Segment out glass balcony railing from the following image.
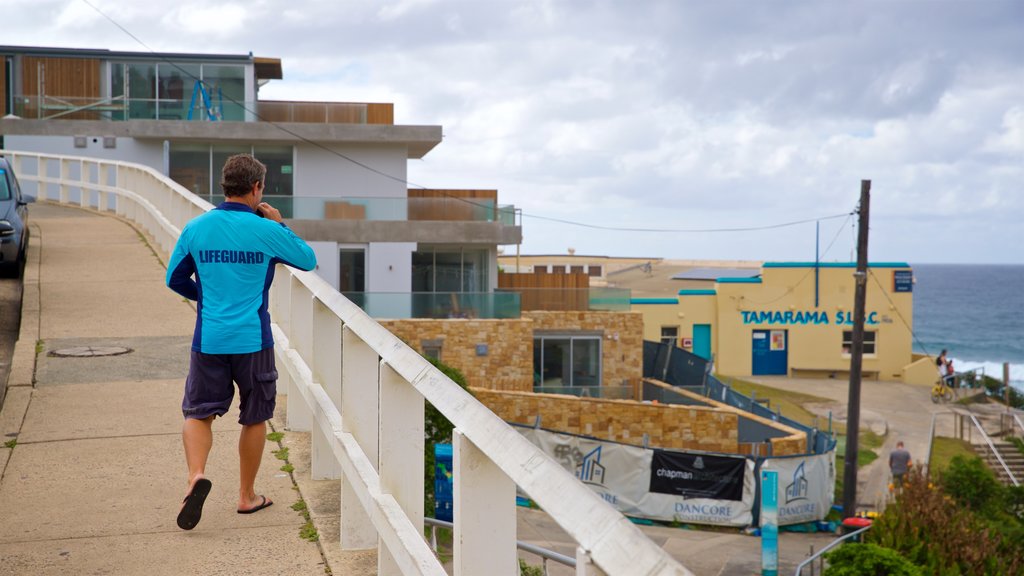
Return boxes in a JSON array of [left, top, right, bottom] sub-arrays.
[[8, 95, 386, 125], [342, 292, 521, 320], [10, 95, 249, 122], [495, 287, 631, 312], [194, 194, 517, 224]]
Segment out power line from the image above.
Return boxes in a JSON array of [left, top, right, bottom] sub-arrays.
[[79, 0, 857, 237], [739, 210, 856, 306]]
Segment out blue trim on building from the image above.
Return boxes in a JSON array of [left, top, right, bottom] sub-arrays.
[[678, 289, 717, 296], [717, 277, 762, 284], [630, 298, 678, 305], [763, 262, 910, 268]]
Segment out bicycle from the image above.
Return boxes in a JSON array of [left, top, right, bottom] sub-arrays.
[[930, 378, 953, 403]]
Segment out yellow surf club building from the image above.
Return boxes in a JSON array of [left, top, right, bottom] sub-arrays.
[[631, 262, 920, 382]]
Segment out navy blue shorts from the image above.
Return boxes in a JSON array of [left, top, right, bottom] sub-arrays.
[[182, 347, 278, 425]]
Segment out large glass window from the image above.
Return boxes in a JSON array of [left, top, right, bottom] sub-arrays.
[[168, 143, 211, 197], [127, 63, 156, 119], [412, 248, 489, 293], [158, 63, 198, 120], [533, 334, 601, 389], [202, 65, 245, 121], [169, 144, 293, 209]]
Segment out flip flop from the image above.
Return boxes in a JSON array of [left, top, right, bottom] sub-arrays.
[[237, 495, 273, 515], [176, 477, 212, 530]]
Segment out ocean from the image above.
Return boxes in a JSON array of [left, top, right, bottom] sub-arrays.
[[910, 264, 1024, 391]]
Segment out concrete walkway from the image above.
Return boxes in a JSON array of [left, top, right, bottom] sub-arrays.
[[0, 203, 328, 575]]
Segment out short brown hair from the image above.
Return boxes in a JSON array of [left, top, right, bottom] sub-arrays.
[[220, 154, 267, 197]]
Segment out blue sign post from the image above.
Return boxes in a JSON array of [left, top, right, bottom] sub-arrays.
[[761, 470, 779, 576]]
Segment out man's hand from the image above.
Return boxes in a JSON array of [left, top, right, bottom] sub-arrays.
[[256, 202, 283, 222]]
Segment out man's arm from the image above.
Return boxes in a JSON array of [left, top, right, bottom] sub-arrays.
[[166, 234, 199, 301]]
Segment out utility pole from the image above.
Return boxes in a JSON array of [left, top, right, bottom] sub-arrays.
[[842, 180, 870, 518]]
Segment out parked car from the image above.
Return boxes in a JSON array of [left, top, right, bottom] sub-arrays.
[[0, 157, 34, 277]]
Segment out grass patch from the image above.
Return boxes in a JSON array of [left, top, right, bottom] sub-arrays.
[[291, 499, 307, 513], [722, 376, 832, 428], [272, 447, 289, 461], [266, 431, 284, 443], [3, 439, 16, 449], [299, 520, 319, 542], [35, 340, 44, 355], [929, 436, 977, 475], [280, 463, 294, 473], [833, 430, 886, 501]]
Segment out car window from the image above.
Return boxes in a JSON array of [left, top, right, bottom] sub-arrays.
[[0, 169, 11, 201]]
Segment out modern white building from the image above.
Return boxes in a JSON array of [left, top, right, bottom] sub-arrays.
[[0, 45, 521, 313]]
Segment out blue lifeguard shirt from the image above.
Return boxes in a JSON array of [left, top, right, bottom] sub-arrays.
[[166, 202, 317, 354]]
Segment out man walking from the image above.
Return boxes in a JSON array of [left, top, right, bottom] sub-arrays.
[[889, 441, 912, 491], [166, 154, 316, 530]]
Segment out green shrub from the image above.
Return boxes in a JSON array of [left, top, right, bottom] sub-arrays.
[[941, 455, 1003, 515], [423, 356, 470, 517], [868, 469, 1023, 575], [823, 543, 921, 576], [518, 558, 544, 576]]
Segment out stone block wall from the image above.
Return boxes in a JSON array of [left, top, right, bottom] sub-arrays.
[[525, 310, 644, 388], [382, 310, 646, 393], [474, 388, 739, 453], [380, 318, 534, 391]]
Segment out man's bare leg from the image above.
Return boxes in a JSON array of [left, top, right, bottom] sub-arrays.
[[183, 415, 215, 492], [238, 421, 272, 511]]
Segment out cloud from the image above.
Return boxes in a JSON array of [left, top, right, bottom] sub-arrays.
[[7, 0, 1024, 262]]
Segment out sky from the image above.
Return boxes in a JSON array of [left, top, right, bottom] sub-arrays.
[[5, 0, 1024, 264]]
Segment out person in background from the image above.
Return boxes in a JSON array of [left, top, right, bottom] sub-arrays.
[[936, 349, 955, 387], [889, 441, 912, 491], [166, 154, 317, 530]]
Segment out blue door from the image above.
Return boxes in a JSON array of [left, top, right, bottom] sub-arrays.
[[752, 330, 788, 375], [693, 324, 712, 361]]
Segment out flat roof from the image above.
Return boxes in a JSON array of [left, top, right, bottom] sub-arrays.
[[672, 267, 761, 281], [0, 44, 255, 62], [763, 262, 911, 268]]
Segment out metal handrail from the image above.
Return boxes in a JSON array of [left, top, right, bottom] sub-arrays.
[[924, 411, 939, 477], [424, 517, 576, 574], [967, 413, 1020, 486], [793, 525, 872, 576], [1011, 413, 1024, 438]]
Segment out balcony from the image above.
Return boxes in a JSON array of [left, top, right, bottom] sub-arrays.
[[6, 94, 393, 124], [343, 292, 521, 320], [496, 287, 631, 312], [193, 194, 518, 225]]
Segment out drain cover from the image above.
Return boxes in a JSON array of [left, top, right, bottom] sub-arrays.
[[49, 346, 133, 358]]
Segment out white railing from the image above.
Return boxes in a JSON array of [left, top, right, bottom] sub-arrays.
[[2, 150, 693, 576]]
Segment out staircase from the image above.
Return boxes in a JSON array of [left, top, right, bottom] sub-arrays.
[[974, 440, 1024, 486]]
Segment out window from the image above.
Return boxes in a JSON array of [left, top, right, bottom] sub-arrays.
[[412, 247, 489, 293], [570, 265, 585, 274], [551, 265, 566, 274], [339, 248, 365, 292], [587, 266, 603, 277], [421, 339, 443, 361], [660, 326, 679, 346], [169, 144, 294, 212], [842, 331, 876, 355], [533, 334, 601, 390]]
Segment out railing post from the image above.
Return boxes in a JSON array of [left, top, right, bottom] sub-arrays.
[[60, 158, 71, 204], [341, 326, 379, 550], [453, 429, 516, 576], [311, 298, 342, 480], [378, 361, 424, 576], [575, 548, 609, 576], [280, 275, 310, 432]]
